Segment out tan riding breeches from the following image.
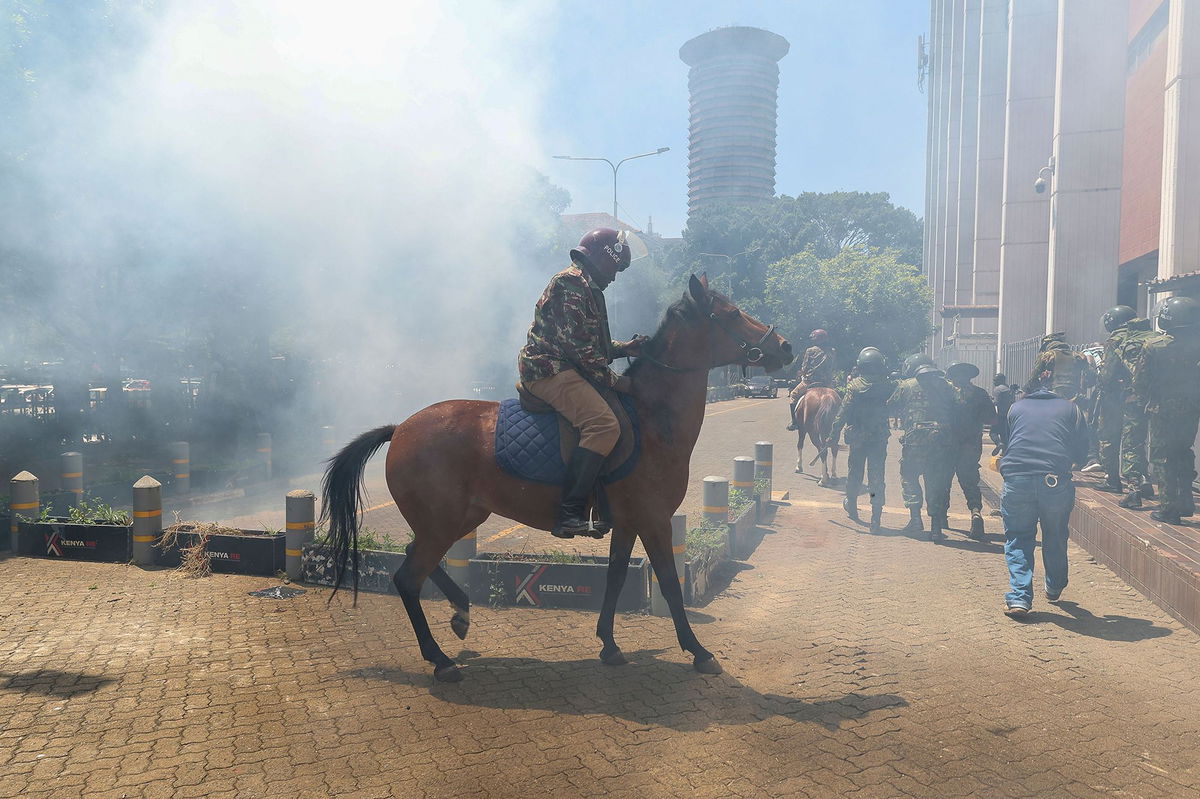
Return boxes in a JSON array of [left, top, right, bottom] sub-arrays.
[[525, 370, 620, 456]]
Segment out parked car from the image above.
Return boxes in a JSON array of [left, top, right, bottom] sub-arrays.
[[771, 375, 794, 390], [745, 376, 778, 398]]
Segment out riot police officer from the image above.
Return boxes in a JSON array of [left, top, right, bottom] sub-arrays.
[[889, 363, 957, 541], [834, 348, 896, 532]]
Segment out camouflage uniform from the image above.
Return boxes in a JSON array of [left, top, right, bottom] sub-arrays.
[[1024, 334, 1093, 402], [888, 375, 956, 519], [788, 344, 837, 427], [1134, 328, 1200, 518], [834, 373, 897, 512], [950, 382, 997, 514], [1096, 324, 1133, 484], [1100, 319, 1159, 493]]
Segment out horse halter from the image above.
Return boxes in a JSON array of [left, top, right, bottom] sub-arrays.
[[709, 311, 775, 365]]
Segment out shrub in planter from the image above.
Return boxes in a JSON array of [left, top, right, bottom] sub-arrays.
[[14, 498, 132, 562], [156, 521, 285, 576], [299, 530, 442, 599], [469, 551, 648, 611], [684, 519, 728, 604]]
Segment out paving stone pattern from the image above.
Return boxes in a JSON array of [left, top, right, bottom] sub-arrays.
[[1, 397, 1199, 797]]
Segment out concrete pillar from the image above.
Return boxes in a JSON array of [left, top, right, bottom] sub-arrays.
[[285, 489, 315, 581], [1045, 0, 1127, 344], [973, 0, 1009, 338], [60, 452, 83, 507], [927, 0, 955, 350], [445, 529, 476, 599], [651, 514, 686, 617], [732, 456, 755, 494], [702, 476, 729, 527], [955, 0, 983, 325], [754, 441, 774, 500], [998, 0, 1058, 355], [9, 471, 39, 551], [131, 476, 162, 567], [256, 433, 272, 480], [939, 0, 967, 351], [1159, 0, 1200, 280], [169, 441, 190, 495]]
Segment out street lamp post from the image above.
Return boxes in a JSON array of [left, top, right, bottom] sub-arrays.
[[553, 147, 670, 223], [698, 248, 760, 302]]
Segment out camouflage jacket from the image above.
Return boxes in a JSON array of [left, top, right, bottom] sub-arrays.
[[951, 382, 997, 444], [888, 376, 956, 445], [833, 375, 896, 444], [1134, 329, 1200, 415], [1025, 344, 1092, 401], [1099, 319, 1158, 403], [518, 265, 623, 390], [798, 345, 836, 386]]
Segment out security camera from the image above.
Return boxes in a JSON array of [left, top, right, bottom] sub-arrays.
[[1034, 177, 1046, 194], [1035, 160, 1054, 194]]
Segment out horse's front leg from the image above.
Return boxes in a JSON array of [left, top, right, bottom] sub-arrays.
[[639, 520, 721, 674], [795, 430, 805, 474], [596, 526, 637, 665]]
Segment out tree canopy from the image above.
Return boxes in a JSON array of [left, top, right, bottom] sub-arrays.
[[761, 247, 933, 366]]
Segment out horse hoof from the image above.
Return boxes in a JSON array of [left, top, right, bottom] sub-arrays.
[[600, 647, 628, 666], [450, 613, 470, 641], [434, 663, 463, 683], [693, 655, 723, 675], [794, 467, 803, 474]]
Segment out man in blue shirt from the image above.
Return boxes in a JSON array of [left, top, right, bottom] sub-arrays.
[[999, 387, 1090, 617]]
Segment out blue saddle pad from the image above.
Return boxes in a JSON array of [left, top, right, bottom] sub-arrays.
[[495, 395, 640, 486]]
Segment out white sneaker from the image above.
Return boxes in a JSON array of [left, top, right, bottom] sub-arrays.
[[1080, 461, 1103, 473]]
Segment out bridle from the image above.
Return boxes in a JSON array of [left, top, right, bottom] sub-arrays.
[[638, 310, 778, 373]]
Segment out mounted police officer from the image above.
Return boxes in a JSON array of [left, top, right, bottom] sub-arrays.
[[946, 362, 997, 538], [834, 347, 895, 532], [1134, 296, 1200, 524], [1096, 306, 1159, 507], [787, 329, 837, 431], [518, 228, 648, 538], [888, 362, 957, 541]]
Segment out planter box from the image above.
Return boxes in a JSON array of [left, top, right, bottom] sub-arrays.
[[299, 544, 443, 599], [685, 550, 723, 605], [470, 553, 648, 611], [729, 502, 762, 560], [16, 520, 131, 562], [156, 525, 284, 575]]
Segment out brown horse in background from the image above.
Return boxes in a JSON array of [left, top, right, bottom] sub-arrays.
[[321, 275, 793, 682], [793, 387, 841, 486]]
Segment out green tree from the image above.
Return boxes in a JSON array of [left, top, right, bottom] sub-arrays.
[[762, 247, 932, 367]]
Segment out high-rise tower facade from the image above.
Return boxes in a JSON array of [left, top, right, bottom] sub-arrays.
[[679, 26, 790, 215]]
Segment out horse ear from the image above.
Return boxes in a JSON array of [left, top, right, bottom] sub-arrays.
[[688, 274, 710, 308], [698, 273, 709, 290]]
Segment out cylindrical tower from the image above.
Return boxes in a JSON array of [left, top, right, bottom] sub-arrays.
[[679, 26, 790, 215]]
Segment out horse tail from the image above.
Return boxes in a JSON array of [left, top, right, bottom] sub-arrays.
[[321, 424, 396, 604]]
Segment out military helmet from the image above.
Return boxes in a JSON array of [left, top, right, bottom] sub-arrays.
[[809, 329, 830, 345], [914, 364, 945, 379], [1040, 331, 1069, 350], [1156, 295, 1200, 330], [1101, 305, 1136, 333], [855, 347, 885, 374], [570, 228, 631, 276], [945, 361, 980, 381], [902, 353, 936, 378]]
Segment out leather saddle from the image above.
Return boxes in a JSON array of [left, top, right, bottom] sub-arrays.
[[514, 383, 638, 478]]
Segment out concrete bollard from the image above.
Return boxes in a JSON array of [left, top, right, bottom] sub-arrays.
[[755, 441, 773, 500], [445, 529, 476, 594], [286, 489, 315, 580], [9, 472, 39, 551], [703, 475, 730, 559], [169, 441, 190, 495], [60, 452, 83, 507], [131, 476, 162, 566], [651, 513, 687, 616], [733, 456, 755, 494], [321, 426, 336, 457], [256, 433, 273, 481]]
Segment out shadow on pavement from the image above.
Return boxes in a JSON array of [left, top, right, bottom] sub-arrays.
[[1032, 601, 1174, 642], [0, 669, 117, 697], [349, 653, 908, 732]]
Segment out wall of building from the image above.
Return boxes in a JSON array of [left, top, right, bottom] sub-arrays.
[[1120, 2, 1169, 266]]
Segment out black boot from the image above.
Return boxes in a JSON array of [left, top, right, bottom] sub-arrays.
[[1097, 477, 1122, 493], [1118, 490, 1142, 509], [843, 495, 860, 523], [1152, 508, 1182, 525], [553, 448, 607, 539], [969, 511, 985, 539], [1139, 482, 1156, 500], [902, 507, 923, 533], [869, 505, 883, 533], [930, 514, 946, 543]]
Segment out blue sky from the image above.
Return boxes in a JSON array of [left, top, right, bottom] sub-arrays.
[[539, 0, 929, 237]]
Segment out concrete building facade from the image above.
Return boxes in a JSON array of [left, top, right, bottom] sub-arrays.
[[925, 0, 1200, 380]]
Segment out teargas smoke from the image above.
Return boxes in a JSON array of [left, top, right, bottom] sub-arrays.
[[2, 0, 562, 474]]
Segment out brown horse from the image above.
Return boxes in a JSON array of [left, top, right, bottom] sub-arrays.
[[322, 275, 793, 681], [793, 387, 842, 486]]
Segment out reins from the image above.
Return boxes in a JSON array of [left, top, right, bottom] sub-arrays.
[[635, 311, 778, 374]]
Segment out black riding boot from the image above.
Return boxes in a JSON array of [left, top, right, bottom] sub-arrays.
[[786, 400, 799, 431], [553, 448, 607, 539]]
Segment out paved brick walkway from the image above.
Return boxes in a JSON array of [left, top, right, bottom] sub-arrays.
[[2, 398, 1199, 797]]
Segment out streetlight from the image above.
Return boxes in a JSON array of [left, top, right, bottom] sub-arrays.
[[553, 147, 670, 223]]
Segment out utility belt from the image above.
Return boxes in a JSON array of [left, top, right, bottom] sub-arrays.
[[900, 421, 944, 447]]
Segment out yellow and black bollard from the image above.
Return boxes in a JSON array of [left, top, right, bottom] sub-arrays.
[[285, 489, 315, 581], [131, 476, 162, 566], [169, 441, 190, 495], [755, 441, 773, 500], [9, 471, 39, 551], [60, 452, 83, 507]]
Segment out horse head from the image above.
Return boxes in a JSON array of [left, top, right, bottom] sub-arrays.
[[681, 274, 794, 372]]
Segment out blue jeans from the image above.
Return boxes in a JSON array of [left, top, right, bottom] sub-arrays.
[[1000, 474, 1075, 609]]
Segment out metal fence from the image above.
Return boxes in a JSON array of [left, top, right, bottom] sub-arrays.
[[999, 335, 1041, 385], [936, 333, 998, 380]]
